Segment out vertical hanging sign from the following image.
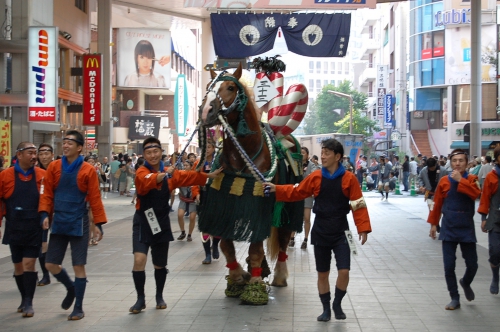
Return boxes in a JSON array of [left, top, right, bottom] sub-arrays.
[[28, 27, 58, 122], [0, 120, 11, 167], [376, 65, 388, 122], [384, 94, 393, 128], [83, 54, 102, 126], [174, 74, 189, 136]]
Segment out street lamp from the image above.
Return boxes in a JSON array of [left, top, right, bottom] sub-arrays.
[[328, 90, 353, 135]]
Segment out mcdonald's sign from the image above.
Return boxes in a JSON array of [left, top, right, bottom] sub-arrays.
[[83, 54, 102, 126]]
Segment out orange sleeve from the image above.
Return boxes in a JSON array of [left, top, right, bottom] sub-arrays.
[[192, 185, 200, 197], [428, 176, 450, 225], [39, 160, 61, 214], [78, 163, 107, 224], [167, 169, 208, 190], [457, 174, 481, 201], [275, 170, 321, 202], [135, 166, 164, 197], [478, 171, 498, 216], [342, 171, 372, 234]]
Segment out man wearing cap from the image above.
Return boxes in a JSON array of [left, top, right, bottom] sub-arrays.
[[129, 137, 223, 314], [39, 130, 107, 320], [428, 149, 481, 310], [368, 155, 392, 201], [0, 142, 45, 317]]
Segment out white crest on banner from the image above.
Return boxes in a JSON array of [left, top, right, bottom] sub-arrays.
[[302, 25, 323, 46], [239, 25, 260, 46], [253, 75, 279, 108]]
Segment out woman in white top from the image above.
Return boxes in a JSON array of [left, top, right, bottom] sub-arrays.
[[123, 40, 169, 87]]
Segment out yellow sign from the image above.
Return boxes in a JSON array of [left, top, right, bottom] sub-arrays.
[[0, 120, 11, 168], [86, 57, 99, 68]]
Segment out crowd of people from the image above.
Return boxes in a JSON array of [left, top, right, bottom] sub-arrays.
[[4, 132, 500, 323]]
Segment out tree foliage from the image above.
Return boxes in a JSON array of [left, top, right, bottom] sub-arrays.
[[303, 80, 379, 136]]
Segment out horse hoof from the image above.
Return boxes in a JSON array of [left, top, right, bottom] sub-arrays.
[[271, 279, 287, 287], [240, 282, 269, 305], [225, 275, 247, 298]]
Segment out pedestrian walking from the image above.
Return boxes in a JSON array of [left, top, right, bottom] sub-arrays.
[[428, 149, 481, 310], [368, 155, 392, 201], [0, 142, 46, 317], [129, 137, 222, 314], [264, 138, 371, 322], [478, 147, 500, 295], [36, 143, 54, 287], [39, 130, 107, 320]]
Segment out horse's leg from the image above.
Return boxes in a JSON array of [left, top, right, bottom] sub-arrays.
[[220, 239, 250, 284], [271, 227, 292, 287], [248, 241, 265, 283]]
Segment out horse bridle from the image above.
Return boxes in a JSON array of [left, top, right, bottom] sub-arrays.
[[204, 71, 248, 116]]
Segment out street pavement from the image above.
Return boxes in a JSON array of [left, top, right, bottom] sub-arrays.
[[0, 187, 499, 331]]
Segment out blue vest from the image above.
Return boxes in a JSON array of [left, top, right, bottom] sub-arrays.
[[2, 170, 41, 246], [135, 167, 172, 244], [311, 174, 350, 246], [52, 163, 88, 236], [439, 177, 476, 243]]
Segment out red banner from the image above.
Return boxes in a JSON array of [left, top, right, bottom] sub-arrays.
[[83, 54, 102, 126]]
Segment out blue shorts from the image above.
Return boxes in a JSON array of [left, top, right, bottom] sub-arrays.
[[489, 231, 500, 266], [10, 245, 40, 264], [314, 242, 351, 272], [132, 217, 170, 267], [46, 219, 89, 266]]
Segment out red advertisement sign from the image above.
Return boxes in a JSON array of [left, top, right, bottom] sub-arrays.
[[83, 54, 102, 126]]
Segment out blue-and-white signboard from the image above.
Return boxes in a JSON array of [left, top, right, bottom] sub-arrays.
[[174, 74, 188, 136], [384, 94, 393, 128]]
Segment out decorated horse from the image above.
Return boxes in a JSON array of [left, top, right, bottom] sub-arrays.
[[197, 59, 308, 305]]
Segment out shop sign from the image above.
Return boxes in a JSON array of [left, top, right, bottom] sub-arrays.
[[0, 120, 11, 167], [456, 128, 500, 136], [28, 27, 57, 122], [83, 54, 102, 126]]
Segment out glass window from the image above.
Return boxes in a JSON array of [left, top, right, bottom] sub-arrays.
[[416, 88, 441, 111], [345, 64, 349, 75], [383, 28, 389, 46], [453, 84, 498, 122], [330, 62, 335, 73], [316, 61, 321, 74], [309, 61, 314, 73], [75, 0, 86, 13], [309, 79, 314, 91], [421, 60, 432, 86], [331, 80, 335, 85], [338, 62, 342, 74], [324, 80, 328, 86], [422, 4, 433, 31], [432, 58, 444, 85], [323, 62, 328, 74], [316, 79, 321, 93]]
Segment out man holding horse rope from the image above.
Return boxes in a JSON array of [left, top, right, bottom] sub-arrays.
[[129, 137, 222, 314], [265, 138, 371, 321]]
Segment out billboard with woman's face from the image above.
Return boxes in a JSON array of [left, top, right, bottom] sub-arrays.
[[117, 28, 171, 89]]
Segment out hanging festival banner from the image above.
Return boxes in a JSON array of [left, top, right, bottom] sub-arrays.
[[0, 120, 11, 167], [210, 13, 350, 58]]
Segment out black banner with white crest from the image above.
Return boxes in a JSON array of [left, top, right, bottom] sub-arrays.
[[210, 13, 350, 58]]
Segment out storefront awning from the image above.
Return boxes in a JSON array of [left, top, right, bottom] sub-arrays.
[[450, 141, 493, 150]]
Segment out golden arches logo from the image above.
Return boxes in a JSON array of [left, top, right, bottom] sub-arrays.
[[86, 57, 99, 68]]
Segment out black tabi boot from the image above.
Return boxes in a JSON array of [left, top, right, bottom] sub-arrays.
[[14, 274, 25, 313], [212, 237, 220, 260], [37, 252, 51, 286], [155, 267, 167, 309], [53, 268, 75, 310], [332, 287, 347, 320], [130, 271, 146, 314], [68, 277, 86, 320], [317, 292, 331, 322], [490, 265, 499, 295], [22, 272, 38, 317], [202, 238, 212, 264]]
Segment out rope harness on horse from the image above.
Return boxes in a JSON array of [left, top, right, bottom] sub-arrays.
[[199, 72, 277, 196]]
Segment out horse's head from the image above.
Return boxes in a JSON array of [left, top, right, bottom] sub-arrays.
[[199, 64, 247, 128]]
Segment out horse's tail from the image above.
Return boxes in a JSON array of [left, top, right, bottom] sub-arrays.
[[266, 226, 280, 262]]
